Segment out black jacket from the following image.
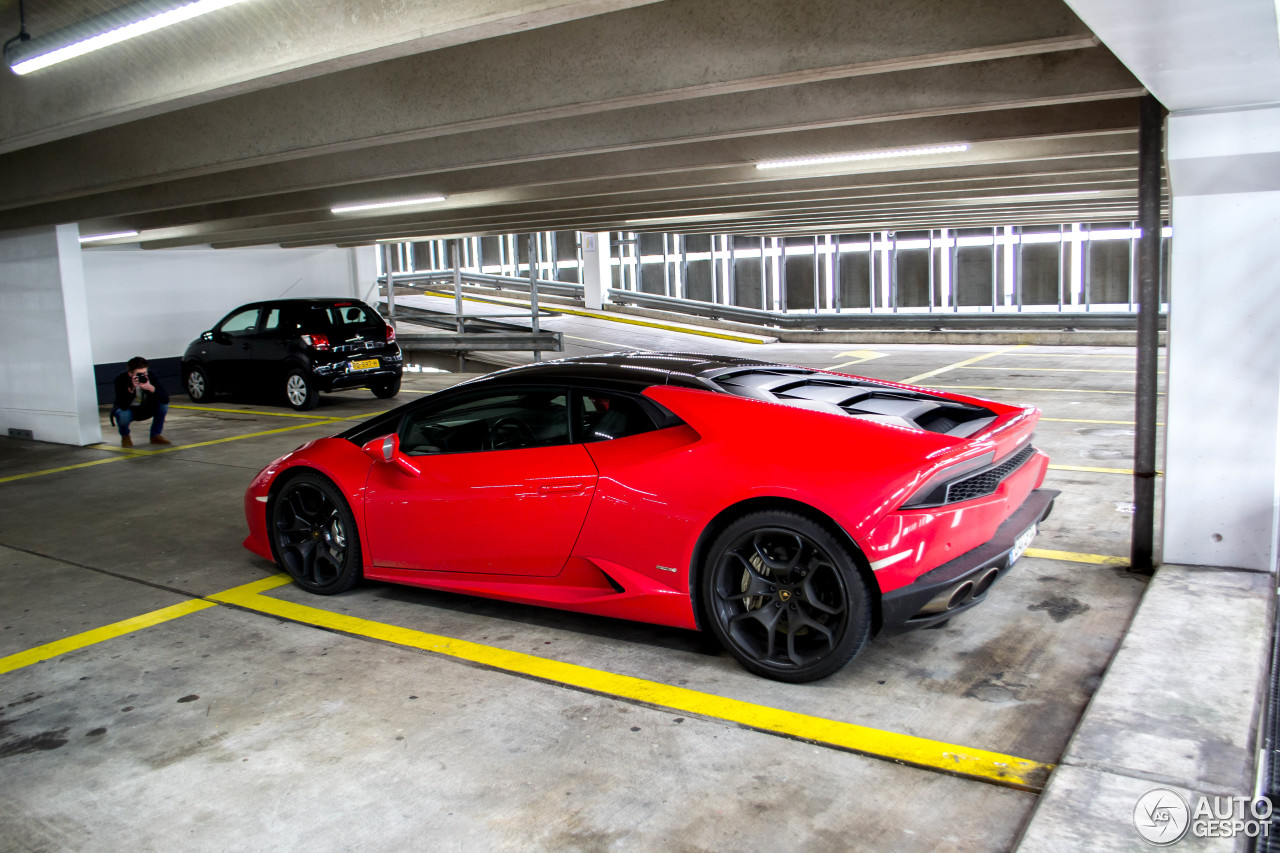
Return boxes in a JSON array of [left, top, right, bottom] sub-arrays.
[[112, 371, 170, 415]]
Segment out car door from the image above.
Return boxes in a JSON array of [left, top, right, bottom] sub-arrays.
[[249, 303, 295, 388], [362, 386, 599, 576], [205, 304, 262, 391]]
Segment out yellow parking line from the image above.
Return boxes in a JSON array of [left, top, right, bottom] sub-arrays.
[[1048, 464, 1161, 476], [566, 334, 642, 350], [170, 404, 332, 420], [900, 346, 1026, 385], [0, 419, 345, 485], [927, 385, 1156, 396], [0, 599, 216, 675], [1026, 548, 1128, 566], [211, 578, 1051, 791]]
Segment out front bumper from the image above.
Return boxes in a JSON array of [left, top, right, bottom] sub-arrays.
[[878, 488, 1059, 635]]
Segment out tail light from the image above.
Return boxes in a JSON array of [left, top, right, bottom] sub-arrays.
[[300, 333, 330, 351], [385, 324, 396, 343]]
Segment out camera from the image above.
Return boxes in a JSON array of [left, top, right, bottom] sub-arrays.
[[134, 372, 148, 384]]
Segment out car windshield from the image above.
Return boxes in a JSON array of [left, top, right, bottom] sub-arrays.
[[301, 303, 383, 342]]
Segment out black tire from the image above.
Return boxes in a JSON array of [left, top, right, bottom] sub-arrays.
[[702, 510, 871, 683], [284, 369, 319, 411], [270, 472, 362, 595], [186, 364, 212, 402], [371, 376, 401, 399]]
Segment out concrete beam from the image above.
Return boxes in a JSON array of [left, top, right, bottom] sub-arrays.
[[0, 0, 1097, 209], [0, 0, 665, 154], [122, 100, 1140, 247]]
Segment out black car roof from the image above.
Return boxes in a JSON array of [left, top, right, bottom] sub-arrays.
[[474, 351, 800, 390]]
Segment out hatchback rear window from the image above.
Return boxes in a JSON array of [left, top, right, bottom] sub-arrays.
[[299, 303, 383, 336]]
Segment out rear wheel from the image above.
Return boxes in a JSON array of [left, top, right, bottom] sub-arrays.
[[285, 369, 318, 410], [270, 473, 362, 594], [702, 511, 871, 682], [186, 365, 211, 402], [371, 376, 401, 399]]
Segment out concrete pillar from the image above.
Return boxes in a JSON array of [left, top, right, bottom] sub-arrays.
[[1163, 106, 1280, 572], [0, 225, 102, 446], [580, 231, 611, 310], [351, 245, 379, 303]]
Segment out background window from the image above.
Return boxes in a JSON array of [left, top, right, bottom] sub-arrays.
[[219, 307, 260, 334]]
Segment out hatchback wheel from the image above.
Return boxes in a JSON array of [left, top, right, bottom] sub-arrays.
[[271, 473, 362, 594], [371, 377, 401, 399], [186, 365, 211, 402], [285, 370, 318, 410], [702, 511, 871, 682]]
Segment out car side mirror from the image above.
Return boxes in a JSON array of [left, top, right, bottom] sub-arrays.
[[361, 433, 421, 477]]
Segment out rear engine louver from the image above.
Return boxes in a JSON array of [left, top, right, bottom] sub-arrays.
[[707, 368, 997, 436]]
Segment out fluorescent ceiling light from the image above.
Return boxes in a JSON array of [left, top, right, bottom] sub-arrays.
[[79, 230, 139, 243], [332, 196, 447, 215], [625, 212, 747, 225], [8, 0, 251, 76], [756, 144, 970, 171]]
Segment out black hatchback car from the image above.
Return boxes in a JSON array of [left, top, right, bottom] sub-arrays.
[[182, 298, 403, 410]]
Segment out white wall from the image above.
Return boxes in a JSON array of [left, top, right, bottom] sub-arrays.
[[82, 244, 377, 364], [1163, 107, 1280, 572], [0, 225, 102, 445]]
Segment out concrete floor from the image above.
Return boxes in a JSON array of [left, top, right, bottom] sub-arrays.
[[0, 313, 1167, 851]]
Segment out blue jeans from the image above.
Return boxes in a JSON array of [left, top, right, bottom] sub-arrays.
[[114, 403, 168, 437]]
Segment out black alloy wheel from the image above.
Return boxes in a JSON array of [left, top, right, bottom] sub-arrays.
[[271, 473, 362, 594], [703, 511, 871, 682], [186, 365, 211, 402], [284, 369, 319, 410], [372, 377, 401, 399]]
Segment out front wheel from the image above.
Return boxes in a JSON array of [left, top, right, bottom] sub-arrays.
[[270, 473, 362, 594], [702, 511, 871, 683], [186, 365, 211, 402], [371, 376, 401, 399], [284, 369, 319, 410]]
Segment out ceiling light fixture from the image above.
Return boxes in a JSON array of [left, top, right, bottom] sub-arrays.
[[756, 144, 971, 170], [79, 230, 139, 243], [332, 196, 447, 215], [6, 0, 252, 76]]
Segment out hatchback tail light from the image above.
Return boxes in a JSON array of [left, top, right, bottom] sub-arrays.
[[301, 333, 330, 351], [385, 324, 396, 343]]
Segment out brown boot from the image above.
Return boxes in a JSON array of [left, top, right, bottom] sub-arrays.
[[121, 435, 133, 448], [150, 435, 172, 445]]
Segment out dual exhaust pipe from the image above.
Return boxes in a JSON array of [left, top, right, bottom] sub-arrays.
[[918, 567, 1002, 617]]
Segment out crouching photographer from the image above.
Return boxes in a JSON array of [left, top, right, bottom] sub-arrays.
[[111, 356, 171, 448]]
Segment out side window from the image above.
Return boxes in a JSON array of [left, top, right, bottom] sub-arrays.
[[398, 388, 570, 455], [262, 307, 282, 331], [576, 390, 658, 443], [219, 307, 261, 335]]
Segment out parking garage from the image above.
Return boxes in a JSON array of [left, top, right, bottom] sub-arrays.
[[1, 1, 1278, 851]]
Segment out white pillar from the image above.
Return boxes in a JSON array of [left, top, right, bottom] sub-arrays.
[[0, 225, 102, 446], [580, 231, 611, 311], [351, 245, 379, 303], [1163, 107, 1280, 572]]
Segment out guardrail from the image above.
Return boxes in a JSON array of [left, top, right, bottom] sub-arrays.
[[607, 288, 1166, 331]]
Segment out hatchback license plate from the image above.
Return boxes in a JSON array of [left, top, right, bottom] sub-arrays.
[[349, 359, 379, 371], [1008, 524, 1037, 567]]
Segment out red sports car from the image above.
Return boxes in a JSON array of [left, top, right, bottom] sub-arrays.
[[243, 352, 1056, 682]]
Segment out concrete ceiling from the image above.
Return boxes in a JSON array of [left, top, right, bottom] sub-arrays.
[[0, 0, 1158, 248]]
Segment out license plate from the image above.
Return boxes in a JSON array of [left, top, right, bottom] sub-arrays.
[[1008, 524, 1037, 567], [349, 359, 379, 371]]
